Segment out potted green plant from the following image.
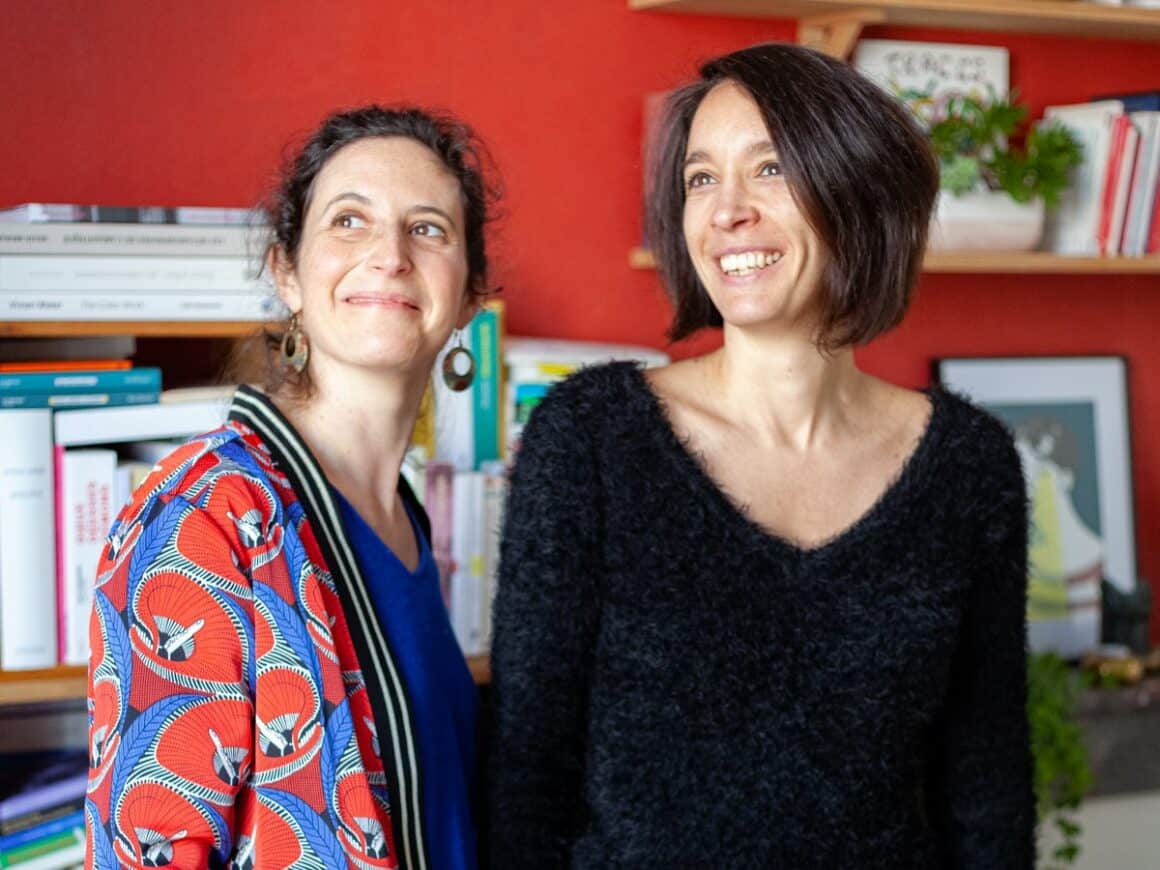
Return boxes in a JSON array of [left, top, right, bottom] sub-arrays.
[[1028, 651, 1093, 868], [899, 89, 1083, 252]]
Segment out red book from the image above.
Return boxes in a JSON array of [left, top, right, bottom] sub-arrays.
[[1097, 114, 1131, 256], [0, 359, 131, 373]]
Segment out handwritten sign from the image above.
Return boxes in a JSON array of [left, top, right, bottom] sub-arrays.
[[853, 39, 1009, 102]]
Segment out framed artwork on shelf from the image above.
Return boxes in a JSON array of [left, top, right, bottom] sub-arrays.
[[852, 39, 1009, 104], [937, 356, 1136, 659]]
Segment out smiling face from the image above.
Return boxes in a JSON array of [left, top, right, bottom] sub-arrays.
[[273, 136, 473, 381], [681, 81, 830, 337]]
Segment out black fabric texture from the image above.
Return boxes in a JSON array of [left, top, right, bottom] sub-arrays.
[[488, 361, 1034, 870]]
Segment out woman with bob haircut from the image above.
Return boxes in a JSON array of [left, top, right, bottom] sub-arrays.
[[85, 105, 497, 870], [489, 42, 1033, 868]]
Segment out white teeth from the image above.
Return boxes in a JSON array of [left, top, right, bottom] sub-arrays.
[[719, 250, 782, 276]]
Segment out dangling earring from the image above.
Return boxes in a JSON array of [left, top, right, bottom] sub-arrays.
[[281, 312, 309, 374], [441, 330, 475, 392]]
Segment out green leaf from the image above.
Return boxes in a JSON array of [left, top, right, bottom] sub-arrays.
[[903, 88, 1083, 210]]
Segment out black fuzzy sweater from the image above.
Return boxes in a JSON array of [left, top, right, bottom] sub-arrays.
[[489, 362, 1034, 869]]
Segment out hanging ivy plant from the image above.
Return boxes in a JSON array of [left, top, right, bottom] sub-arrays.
[[1028, 651, 1094, 868]]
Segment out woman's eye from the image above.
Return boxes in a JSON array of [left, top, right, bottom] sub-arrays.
[[333, 213, 367, 229], [685, 171, 713, 190], [759, 162, 782, 177], [411, 222, 447, 238]]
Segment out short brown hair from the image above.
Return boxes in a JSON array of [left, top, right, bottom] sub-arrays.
[[646, 43, 939, 349]]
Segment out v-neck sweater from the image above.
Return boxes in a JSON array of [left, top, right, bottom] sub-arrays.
[[489, 361, 1035, 869]]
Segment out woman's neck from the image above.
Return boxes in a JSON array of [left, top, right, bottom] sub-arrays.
[[705, 326, 870, 451], [272, 363, 428, 515]]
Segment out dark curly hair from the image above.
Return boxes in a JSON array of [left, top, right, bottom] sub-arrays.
[[243, 104, 500, 397]]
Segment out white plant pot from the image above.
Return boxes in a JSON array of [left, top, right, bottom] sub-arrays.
[[927, 188, 1045, 252]]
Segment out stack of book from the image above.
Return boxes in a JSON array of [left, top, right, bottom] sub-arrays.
[[0, 203, 281, 321], [1044, 90, 1160, 257], [0, 749, 87, 870], [1, 362, 161, 410]]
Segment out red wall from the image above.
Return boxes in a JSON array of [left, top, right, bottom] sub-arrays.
[[2, 1, 1157, 639]]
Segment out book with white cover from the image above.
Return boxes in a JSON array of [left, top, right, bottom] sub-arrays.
[[0, 222, 259, 257], [0, 410, 57, 670], [0, 203, 255, 225], [1042, 100, 1125, 255], [0, 291, 283, 322], [0, 255, 260, 293], [505, 336, 669, 375], [450, 471, 485, 656], [479, 460, 507, 651], [57, 449, 117, 666], [53, 398, 229, 447], [1122, 112, 1160, 256], [1104, 119, 1140, 255]]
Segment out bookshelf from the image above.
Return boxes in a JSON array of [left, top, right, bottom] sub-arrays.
[[629, 1, 1160, 268], [629, 0, 1160, 57], [0, 313, 497, 708], [0, 656, 493, 708], [630, 247, 1160, 274]]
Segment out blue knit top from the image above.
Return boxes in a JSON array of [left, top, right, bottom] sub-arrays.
[[335, 489, 478, 870]]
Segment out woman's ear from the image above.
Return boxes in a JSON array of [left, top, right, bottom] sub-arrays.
[[456, 291, 481, 331], [268, 246, 302, 314]]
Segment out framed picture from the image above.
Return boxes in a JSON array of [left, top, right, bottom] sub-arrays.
[[937, 356, 1136, 658], [853, 39, 1009, 103]]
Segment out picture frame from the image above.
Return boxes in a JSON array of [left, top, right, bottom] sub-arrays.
[[852, 39, 1009, 103], [937, 356, 1137, 658]]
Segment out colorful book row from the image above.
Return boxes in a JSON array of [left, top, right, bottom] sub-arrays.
[[0, 398, 230, 670]]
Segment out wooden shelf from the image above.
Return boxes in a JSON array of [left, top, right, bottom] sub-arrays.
[[0, 666, 87, 707], [630, 0, 1160, 56], [0, 321, 267, 338], [922, 251, 1160, 274], [0, 656, 492, 708], [630, 247, 1160, 274], [629, 0, 1160, 43]]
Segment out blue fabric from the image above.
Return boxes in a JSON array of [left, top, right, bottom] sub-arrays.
[[335, 488, 479, 870]]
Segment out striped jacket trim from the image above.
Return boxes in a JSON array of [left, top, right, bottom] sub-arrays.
[[228, 385, 430, 870]]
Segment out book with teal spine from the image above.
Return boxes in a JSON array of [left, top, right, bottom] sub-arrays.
[[0, 367, 160, 395], [0, 391, 159, 410], [469, 302, 503, 468]]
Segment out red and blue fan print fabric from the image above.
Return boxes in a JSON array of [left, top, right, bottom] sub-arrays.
[[85, 424, 400, 869]]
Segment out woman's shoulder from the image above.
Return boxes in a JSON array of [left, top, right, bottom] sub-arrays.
[[126, 420, 286, 518], [512, 361, 657, 470], [545, 359, 646, 404], [928, 387, 1023, 487], [522, 361, 651, 431]]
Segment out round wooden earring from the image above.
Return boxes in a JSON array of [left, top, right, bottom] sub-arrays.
[[441, 335, 475, 392], [281, 314, 310, 374]]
